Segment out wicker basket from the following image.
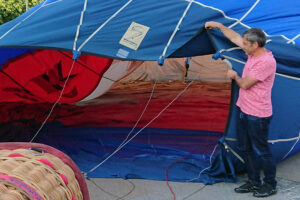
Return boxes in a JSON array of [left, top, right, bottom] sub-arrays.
[[0, 148, 83, 200]]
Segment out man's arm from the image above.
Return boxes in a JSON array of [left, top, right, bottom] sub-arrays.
[[205, 21, 244, 49], [227, 69, 258, 89], [205, 22, 257, 89]]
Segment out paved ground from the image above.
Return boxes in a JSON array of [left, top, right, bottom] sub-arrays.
[[86, 151, 300, 200]]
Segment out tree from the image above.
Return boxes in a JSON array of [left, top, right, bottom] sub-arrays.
[[0, 0, 43, 25]]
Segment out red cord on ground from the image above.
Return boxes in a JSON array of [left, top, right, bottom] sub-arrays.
[[165, 153, 192, 200]]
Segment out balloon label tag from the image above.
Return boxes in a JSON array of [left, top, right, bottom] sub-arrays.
[[119, 22, 150, 50]]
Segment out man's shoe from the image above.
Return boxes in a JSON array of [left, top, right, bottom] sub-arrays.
[[234, 181, 260, 193], [253, 183, 277, 198]]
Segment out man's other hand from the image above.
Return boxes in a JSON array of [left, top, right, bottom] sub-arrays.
[[227, 69, 237, 80]]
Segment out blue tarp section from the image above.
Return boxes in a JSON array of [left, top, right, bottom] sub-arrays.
[[19, 122, 226, 184], [0, 0, 299, 183]]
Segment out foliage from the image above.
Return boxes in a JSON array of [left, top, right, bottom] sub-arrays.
[[0, 0, 43, 25]]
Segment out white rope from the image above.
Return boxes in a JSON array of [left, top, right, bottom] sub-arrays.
[[225, 137, 237, 141], [218, 39, 270, 55], [219, 47, 241, 53], [222, 55, 246, 65], [276, 73, 300, 81], [282, 131, 300, 160], [189, 1, 237, 21], [28, 0, 85, 143], [78, 0, 133, 51], [269, 136, 300, 143], [159, 0, 194, 59], [73, 0, 88, 50], [226, 135, 300, 144], [190, 0, 250, 29], [287, 34, 300, 44], [0, 0, 48, 41], [84, 80, 194, 176], [223, 58, 233, 69], [84, 80, 157, 176], [222, 55, 300, 80], [187, 144, 218, 182], [30, 60, 76, 143], [115, 80, 157, 154], [189, 0, 297, 43], [228, 0, 261, 29], [42, 0, 63, 8], [271, 34, 294, 44]]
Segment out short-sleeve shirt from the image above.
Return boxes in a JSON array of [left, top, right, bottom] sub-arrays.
[[236, 50, 276, 117]]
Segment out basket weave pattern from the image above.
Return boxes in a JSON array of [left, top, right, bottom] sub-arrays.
[[0, 149, 83, 200]]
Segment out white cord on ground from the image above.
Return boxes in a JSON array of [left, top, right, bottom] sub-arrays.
[[84, 80, 195, 176], [187, 144, 218, 182], [282, 131, 300, 160], [30, 60, 76, 143]]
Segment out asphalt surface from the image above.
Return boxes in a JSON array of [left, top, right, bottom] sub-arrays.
[[86, 151, 300, 200]]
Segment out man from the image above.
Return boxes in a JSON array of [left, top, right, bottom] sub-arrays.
[[205, 21, 277, 198]]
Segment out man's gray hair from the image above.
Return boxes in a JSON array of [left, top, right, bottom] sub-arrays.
[[243, 28, 266, 47]]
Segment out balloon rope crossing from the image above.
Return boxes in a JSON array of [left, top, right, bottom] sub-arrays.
[[29, 60, 76, 143], [31, 0, 86, 143], [77, 0, 133, 52], [83, 80, 158, 177], [83, 80, 195, 177], [116, 80, 157, 153]]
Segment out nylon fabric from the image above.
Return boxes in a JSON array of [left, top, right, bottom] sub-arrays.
[[0, 0, 299, 183]]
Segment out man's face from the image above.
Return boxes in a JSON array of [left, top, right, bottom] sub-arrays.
[[242, 35, 257, 55]]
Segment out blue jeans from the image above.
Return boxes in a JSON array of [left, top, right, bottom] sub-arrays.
[[236, 109, 277, 187]]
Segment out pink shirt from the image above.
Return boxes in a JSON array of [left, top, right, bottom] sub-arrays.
[[236, 50, 276, 117]]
